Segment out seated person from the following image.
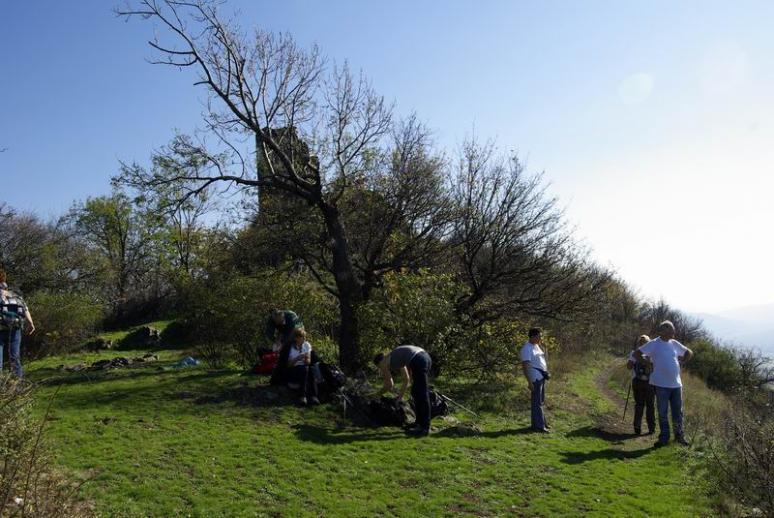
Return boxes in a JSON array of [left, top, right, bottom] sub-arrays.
[[285, 328, 319, 405]]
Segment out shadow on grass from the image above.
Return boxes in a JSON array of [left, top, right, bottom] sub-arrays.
[[559, 446, 654, 465], [432, 426, 535, 439], [565, 426, 637, 442], [294, 424, 406, 444]]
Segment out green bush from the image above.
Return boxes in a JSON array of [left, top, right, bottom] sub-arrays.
[[22, 291, 106, 359], [687, 339, 744, 391], [177, 270, 337, 368]]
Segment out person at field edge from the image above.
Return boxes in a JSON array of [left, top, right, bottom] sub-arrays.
[[0, 268, 36, 378], [627, 334, 656, 435], [285, 328, 319, 406], [374, 345, 432, 437], [635, 320, 694, 447], [521, 327, 550, 433]]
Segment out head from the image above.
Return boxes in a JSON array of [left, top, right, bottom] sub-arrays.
[[271, 309, 284, 325], [658, 321, 675, 340], [373, 352, 386, 367], [293, 327, 306, 345], [636, 334, 650, 348], [528, 327, 542, 344]]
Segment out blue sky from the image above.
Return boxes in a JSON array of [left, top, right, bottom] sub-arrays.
[[2, 1, 774, 313]]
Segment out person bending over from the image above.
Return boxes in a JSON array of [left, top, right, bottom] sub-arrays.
[[374, 345, 432, 437]]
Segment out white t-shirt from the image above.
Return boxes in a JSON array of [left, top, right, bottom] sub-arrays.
[[638, 337, 688, 388], [520, 342, 548, 383], [287, 341, 312, 366]]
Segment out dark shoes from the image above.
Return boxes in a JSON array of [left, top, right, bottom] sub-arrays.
[[675, 435, 690, 446], [532, 427, 550, 434], [406, 425, 430, 437], [654, 440, 669, 448], [634, 428, 641, 435], [309, 396, 320, 405]]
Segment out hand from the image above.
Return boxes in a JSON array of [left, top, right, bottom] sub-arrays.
[[26, 325, 35, 336], [528, 381, 534, 391]]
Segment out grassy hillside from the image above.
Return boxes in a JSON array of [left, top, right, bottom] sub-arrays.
[[26, 345, 718, 517]]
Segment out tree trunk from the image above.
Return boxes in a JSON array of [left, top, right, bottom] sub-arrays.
[[319, 202, 363, 372]]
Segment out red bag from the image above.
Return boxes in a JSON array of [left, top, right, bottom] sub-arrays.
[[253, 352, 279, 374]]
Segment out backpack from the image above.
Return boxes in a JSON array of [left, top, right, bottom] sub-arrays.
[[319, 362, 346, 390], [428, 389, 450, 418], [366, 396, 415, 427], [634, 360, 651, 381], [253, 352, 279, 375], [0, 287, 25, 331]]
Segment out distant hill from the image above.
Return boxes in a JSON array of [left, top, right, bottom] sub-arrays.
[[695, 302, 774, 358]]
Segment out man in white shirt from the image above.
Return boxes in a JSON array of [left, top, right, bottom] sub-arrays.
[[521, 328, 549, 433], [635, 320, 694, 447]]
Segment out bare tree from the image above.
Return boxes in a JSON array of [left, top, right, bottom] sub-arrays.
[[449, 139, 608, 324], [116, 0, 451, 369]]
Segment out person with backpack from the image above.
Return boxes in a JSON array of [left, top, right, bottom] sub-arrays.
[[627, 334, 655, 435], [374, 345, 432, 437], [635, 320, 694, 447], [521, 327, 550, 433], [0, 268, 35, 378]]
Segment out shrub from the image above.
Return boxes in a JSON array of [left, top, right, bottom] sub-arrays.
[[177, 270, 337, 368], [22, 291, 105, 359], [0, 377, 88, 516], [687, 339, 745, 391], [708, 398, 774, 516]]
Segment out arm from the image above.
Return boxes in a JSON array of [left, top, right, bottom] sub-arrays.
[[24, 307, 35, 335], [626, 359, 635, 370], [377, 363, 395, 395], [679, 347, 693, 366], [633, 349, 645, 362], [396, 366, 410, 401], [522, 361, 533, 390]]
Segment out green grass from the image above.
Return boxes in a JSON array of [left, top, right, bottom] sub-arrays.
[[26, 349, 716, 517]]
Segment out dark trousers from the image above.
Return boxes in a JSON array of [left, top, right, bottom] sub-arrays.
[[531, 378, 546, 430], [632, 378, 655, 433], [409, 352, 432, 430], [288, 365, 318, 399]]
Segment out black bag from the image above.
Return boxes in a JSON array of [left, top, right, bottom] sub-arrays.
[[634, 360, 651, 381], [367, 396, 415, 427], [319, 362, 346, 390], [428, 389, 449, 418]]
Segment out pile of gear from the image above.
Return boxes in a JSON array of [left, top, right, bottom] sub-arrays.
[[60, 353, 159, 372]]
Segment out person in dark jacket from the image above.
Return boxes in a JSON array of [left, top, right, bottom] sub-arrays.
[[374, 345, 432, 437], [627, 334, 655, 435]]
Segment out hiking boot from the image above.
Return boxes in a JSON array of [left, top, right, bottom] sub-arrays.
[[675, 435, 690, 446], [634, 427, 641, 435], [532, 427, 550, 434], [406, 426, 429, 437], [309, 397, 320, 405], [653, 440, 668, 448], [298, 397, 307, 406], [646, 429, 655, 435]]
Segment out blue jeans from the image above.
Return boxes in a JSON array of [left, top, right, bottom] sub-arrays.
[[0, 328, 23, 378], [531, 378, 546, 430], [654, 386, 683, 442]]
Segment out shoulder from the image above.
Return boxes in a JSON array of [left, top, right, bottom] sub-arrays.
[[671, 339, 687, 350]]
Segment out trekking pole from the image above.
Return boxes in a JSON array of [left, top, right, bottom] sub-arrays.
[[622, 381, 632, 422], [439, 394, 480, 418]]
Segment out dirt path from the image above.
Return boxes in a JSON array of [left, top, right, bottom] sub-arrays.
[[590, 363, 655, 449]]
